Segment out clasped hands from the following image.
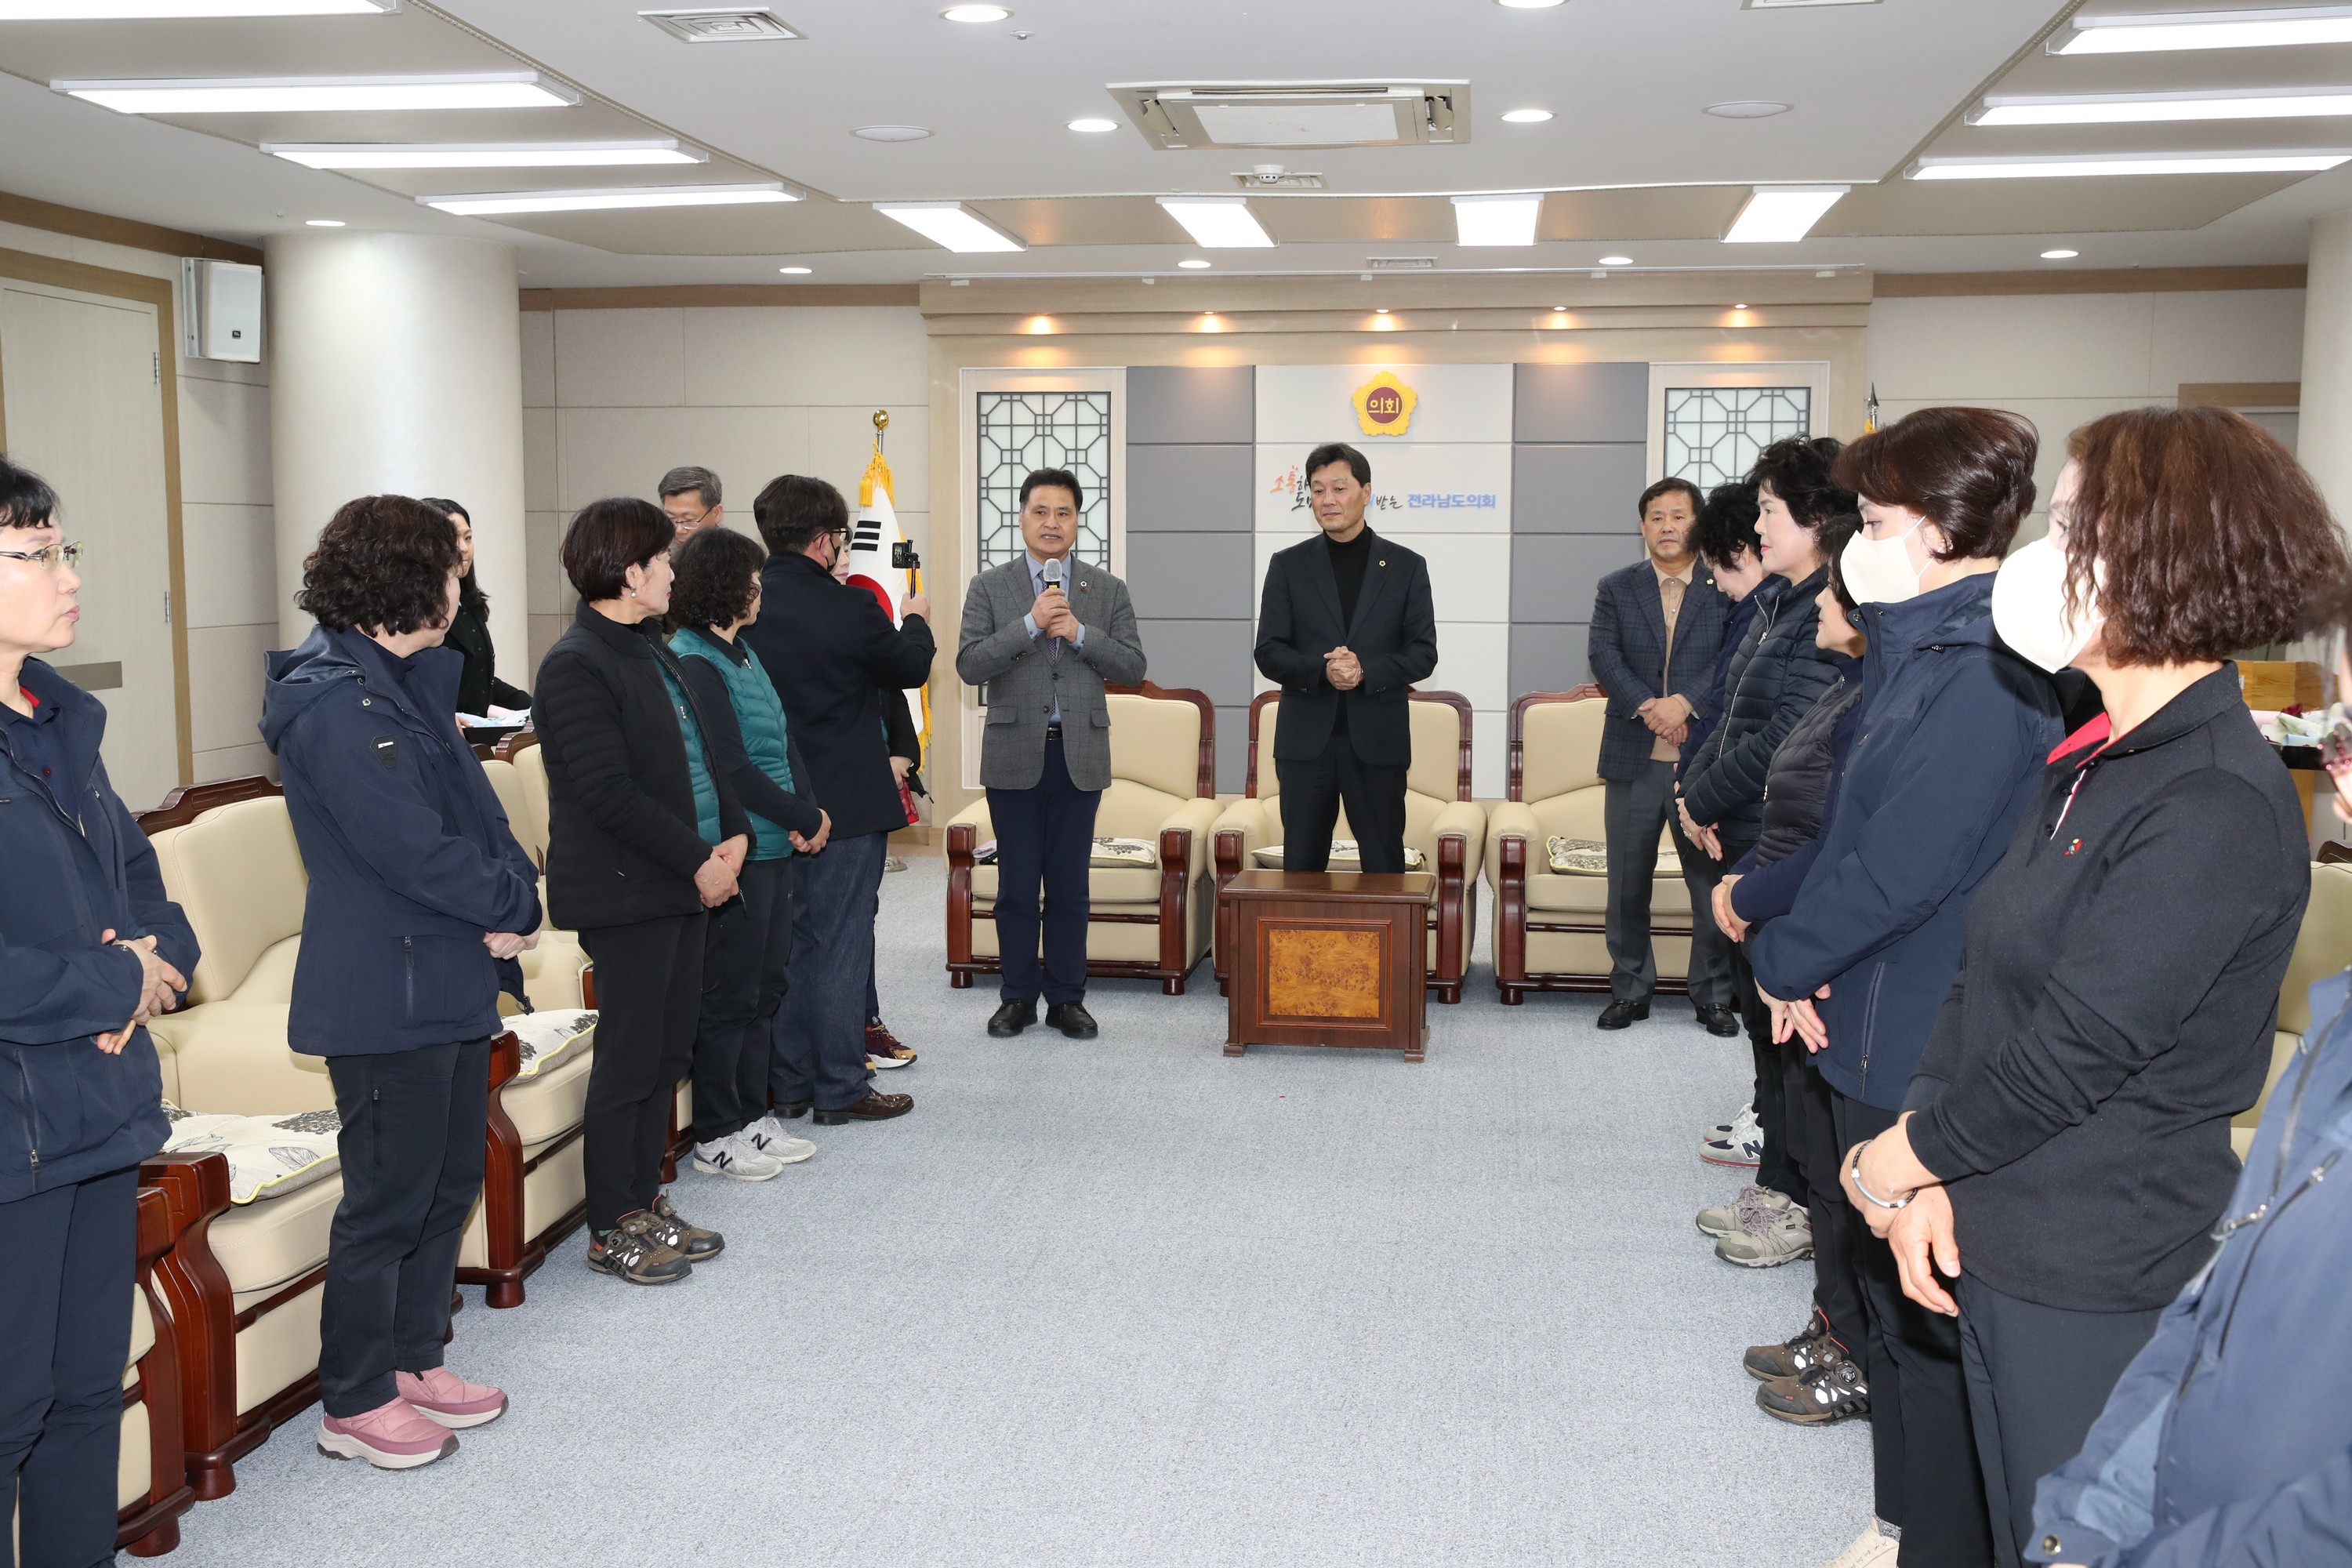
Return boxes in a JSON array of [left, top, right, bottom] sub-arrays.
[[1029, 585, 1081, 644], [1840, 1113, 1962, 1318], [1323, 646, 1364, 691], [694, 833, 751, 907], [1675, 790, 1723, 862], [789, 808, 833, 857], [93, 929, 187, 1054], [1639, 692, 1691, 749]]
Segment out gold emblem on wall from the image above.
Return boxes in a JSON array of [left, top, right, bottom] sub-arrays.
[[1351, 372, 1418, 437]]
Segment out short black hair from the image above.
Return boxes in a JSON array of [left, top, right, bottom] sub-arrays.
[[1018, 468, 1083, 511], [1638, 477, 1704, 519], [752, 474, 849, 556], [670, 525, 767, 631], [1693, 480, 1760, 571], [1748, 436, 1856, 532], [1305, 442, 1370, 487], [560, 496, 672, 603], [0, 456, 59, 530], [296, 495, 459, 635], [658, 466, 721, 508], [1817, 512, 1862, 615]]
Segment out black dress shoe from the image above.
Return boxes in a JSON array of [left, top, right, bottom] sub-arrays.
[[1597, 998, 1651, 1030], [988, 1000, 1037, 1037], [1695, 1004, 1742, 1038], [774, 1100, 811, 1120], [1044, 1001, 1098, 1040]]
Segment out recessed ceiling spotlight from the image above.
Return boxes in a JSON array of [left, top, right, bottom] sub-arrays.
[[1375, 307, 1391, 314], [1178, 258, 1211, 268], [1597, 253, 1632, 266], [854, 125, 931, 141], [1068, 118, 1118, 132], [304, 218, 345, 227], [942, 2, 1007, 19], [2041, 249, 2079, 260], [1706, 101, 1791, 118], [779, 265, 813, 274], [1733, 301, 1750, 309], [424, 183, 799, 215], [57, 72, 578, 114], [1501, 108, 1554, 123]]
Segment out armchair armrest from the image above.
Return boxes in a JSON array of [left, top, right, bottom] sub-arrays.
[[1209, 798, 1275, 991], [136, 1150, 237, 1499], [1158, 797, 1223, 879], [945, 804, 994, 985], [1432, 799, 1486, 876], [1483, 800, 1543, 889]]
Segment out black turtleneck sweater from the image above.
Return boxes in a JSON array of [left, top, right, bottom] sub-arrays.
[[1325, 528, 1372, 731]]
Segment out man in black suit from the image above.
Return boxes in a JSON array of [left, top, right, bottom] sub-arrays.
[[1253, 443, 1438, 873], [1587, 477, 1737, 1033]]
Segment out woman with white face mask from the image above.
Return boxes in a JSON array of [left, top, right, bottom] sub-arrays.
[[1843, 406, 2350, 1568], [1745, 406, 2063, 1568]]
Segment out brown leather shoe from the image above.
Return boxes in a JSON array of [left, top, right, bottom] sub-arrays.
[[813, 1091, 913, 1125], [865, 1018, 916, 1069]]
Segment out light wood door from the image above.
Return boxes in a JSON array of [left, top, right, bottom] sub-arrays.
[[0, 279, 180, 811]]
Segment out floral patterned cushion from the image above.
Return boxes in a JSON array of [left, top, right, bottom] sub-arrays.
[[160, 1102, 339, 1203], [506, 1008, 596, 1080]]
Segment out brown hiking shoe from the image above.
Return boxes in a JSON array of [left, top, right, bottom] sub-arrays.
[[644, 1192, 724, 1260], [1746, 1309, 1835, 1380], [587, 1211, 692, 1285], [866, 1019, 916, 1069], [1757, 1348, 1870, 1425]]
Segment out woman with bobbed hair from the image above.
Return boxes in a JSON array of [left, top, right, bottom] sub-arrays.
[[263, 495, 543, 1468], [416, 497, 529, 723], [1847, 407, 2352, 1568], [1747, 406, 2063, 1568], [535, 497, 750, 1286]]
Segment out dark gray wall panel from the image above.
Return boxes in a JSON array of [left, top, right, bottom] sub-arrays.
[[1512, 444, 1650, 535], [1126, 445, 1254, 535], [1510, 620, 1593, 696], [1514, 362, 1648, 445], [1126, 533, 1255, 619], [1214, 705, 1250, 794], [1512, 533, 1642, 625], [1134, 617, 1256, 707], [1129, 365, 1254, 445]]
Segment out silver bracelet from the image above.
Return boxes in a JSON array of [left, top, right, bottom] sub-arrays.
[[1848, 1137, 1914, 1210]]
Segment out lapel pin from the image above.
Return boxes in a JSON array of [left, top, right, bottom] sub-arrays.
[[1379, 559, 1387, 566]]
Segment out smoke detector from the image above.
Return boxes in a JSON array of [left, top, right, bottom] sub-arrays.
[[1233, 165, 1327, 190], [640, 9, 805, 42], [1111, 81, 1468, 150]]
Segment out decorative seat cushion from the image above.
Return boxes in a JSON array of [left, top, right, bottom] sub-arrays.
[[1544, 836, 1682, 876], [970, 862, 1167, 903], [1523, 869, 1695, 915], [162, 1101, 340, 1203], [1088, 837, 1157, 868], [1251, 840, 1428, 870], [508, 1008, 596, 1078]]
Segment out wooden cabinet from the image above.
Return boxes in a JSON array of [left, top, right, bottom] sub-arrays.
[[1221, 871, 1432, 1062]]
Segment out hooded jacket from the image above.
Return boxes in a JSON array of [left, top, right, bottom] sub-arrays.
[[261, 626, 540, 1054], [0, 660, 198, 1200], [1682, 564, 1838, 855], [1748, 573, 2060, 1109]]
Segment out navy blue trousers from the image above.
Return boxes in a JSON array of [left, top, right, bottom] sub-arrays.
[[988, 736, 1100, 1006], [773, 830, 884, 1112]]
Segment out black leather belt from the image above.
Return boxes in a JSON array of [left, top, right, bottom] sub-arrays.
[[1044, 723, 1064, 741]]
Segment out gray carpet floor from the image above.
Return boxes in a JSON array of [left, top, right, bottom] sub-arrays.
[[178, 856, 1870, 1568]]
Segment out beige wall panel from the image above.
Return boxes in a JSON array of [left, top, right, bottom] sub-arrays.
[[522, 405, 558, 513], [556, 404, 811, 514], [181, 502, 276, 629], [186, 621, 276, 753], [192, 741, 274, 786], [680, 306, 929, 411], [527, 613, 564, 681], [177, 373, 274, 506], [524, 509, 565, 615], [520, 308, 555, 410], [808, 402, 930, 512], [1867, 294, 2157, 401], [554, 307, 684, 409], [2147, 290, 2307, 393]]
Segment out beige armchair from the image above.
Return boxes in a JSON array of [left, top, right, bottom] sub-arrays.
[[1487, 692, 1695, 1004], [486, 735, 590, 1011], [946, 682, 1221, 995], [116, 1180, 194, 1558], [1210, 690, 1485, 1004], [2233, 858, 2352, 1160]]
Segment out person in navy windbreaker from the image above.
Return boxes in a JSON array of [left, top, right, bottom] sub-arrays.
[[0, 458, 197, 1568], [262, 495, 540, 1473]]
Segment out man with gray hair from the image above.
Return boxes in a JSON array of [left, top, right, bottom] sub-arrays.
[[658, 466, 723, 545]]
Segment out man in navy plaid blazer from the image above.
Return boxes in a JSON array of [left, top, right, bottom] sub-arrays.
[[1585, 477, 1737, 1032]]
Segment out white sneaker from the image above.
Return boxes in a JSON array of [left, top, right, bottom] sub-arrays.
[[1701, 1102, 1754, 1143], [746, 1114, 816, 1166], [693, 1134, 784, 1182], [866, 1052, 912, 1072], [1821, 1523, 1899, 1568]]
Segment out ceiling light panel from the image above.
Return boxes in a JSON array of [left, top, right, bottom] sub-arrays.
[[1911, 151, 2351, 178], [1451, 192, 1541, 245], [1, 0, 390, 12], [425, 183, 796, 215], [1974, 87, 2352, 125], [873, 201, 1025, 251], [2055, 6, 2352, 53], [1156, 196, 1274, 247], [267, 141, 701, 169], [56, 74, 579, 114], [1722, 184, 1846, 241]]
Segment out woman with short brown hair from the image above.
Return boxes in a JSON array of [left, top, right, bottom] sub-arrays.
[[1845, 405, 2352, 1567]]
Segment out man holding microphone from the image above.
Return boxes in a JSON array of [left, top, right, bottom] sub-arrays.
[[957, 469, 1147, 1040]]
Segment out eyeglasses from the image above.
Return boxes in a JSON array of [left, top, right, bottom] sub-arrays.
[[0, 541, 82, 571], [667, 506, 713, 533]]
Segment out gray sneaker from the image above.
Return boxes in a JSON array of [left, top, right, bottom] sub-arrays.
[[1697, 1185, 1795, 1238], [586, 1210, 692, 1285], [1715, 1208, 1813, 1268], [644, 1192, 724, 1260]]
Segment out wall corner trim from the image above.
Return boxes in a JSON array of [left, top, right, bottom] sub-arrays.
[[1875, 265, 2306, 299]]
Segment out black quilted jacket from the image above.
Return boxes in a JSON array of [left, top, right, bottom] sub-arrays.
[[1752, 670, 1864, 868], [1681, 565, 1838, 851]]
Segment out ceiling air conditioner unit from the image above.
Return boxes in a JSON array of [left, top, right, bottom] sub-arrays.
[[1109, 81, 1469, 151]]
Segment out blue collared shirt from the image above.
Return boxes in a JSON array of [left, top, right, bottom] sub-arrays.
[[1022, 552, 1087, 724]]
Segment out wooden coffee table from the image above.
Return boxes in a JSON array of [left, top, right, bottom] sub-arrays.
[[1220, 870, 1433, 1062]]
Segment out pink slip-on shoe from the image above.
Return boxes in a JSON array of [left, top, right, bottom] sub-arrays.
[[317, 1398, 458, 1469], [396, 1366, 508, 1428]]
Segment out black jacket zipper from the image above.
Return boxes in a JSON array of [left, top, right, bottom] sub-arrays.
[[16, 1055, 38, 1178]]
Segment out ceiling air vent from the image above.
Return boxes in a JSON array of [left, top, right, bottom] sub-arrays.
[[1111, 81, 1468, 151], [1232, 166, 1327, 190], [1368, 256, 1436, 270], [640, 8, 805, 42]]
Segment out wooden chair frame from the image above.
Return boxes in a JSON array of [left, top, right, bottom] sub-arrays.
[[946, 681, 1218, 996], [117, 1182, 195, 1557], [1213, 689, 1478, 1004], [1493, 690, 1691, 1004]]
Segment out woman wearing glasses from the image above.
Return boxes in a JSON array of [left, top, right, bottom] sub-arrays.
[[0, 456, 197, 1555]]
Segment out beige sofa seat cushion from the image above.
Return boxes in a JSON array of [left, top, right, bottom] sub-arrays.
[[209, 1171, 341, 1295], [502, 1047, 594, 1148], [957, 784, 1215, 906], [118, 1403, 152, 1509], [152, 797, 308, 1006], [509, 743, 552, 866]]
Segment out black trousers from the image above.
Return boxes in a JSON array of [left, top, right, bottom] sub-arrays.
[[1795, 1052, 1862, 1347], [1832, 1091, 1997, 1568], [1956, 1272, 2164, 1568], [580, 912, 705, 1233], [987, 735, 1100, 1005], [1603, 760, 1732, 1006], [691, 856, 793, 1145], [0, 1164, 136, 1568], [319, 1038, 488, 1417], [1278, 733, 1408, 873], [1728, 941, 1804, 1203]]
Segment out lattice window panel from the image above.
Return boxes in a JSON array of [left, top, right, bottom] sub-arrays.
[[975, 390, 1113, 572], [1662, 387, 1812, 490]]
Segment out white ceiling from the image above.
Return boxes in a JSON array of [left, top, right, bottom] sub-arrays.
[[0, 0, 2345, 286]]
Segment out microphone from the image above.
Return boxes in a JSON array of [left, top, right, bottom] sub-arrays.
[[1042, 557, 1065, 650]]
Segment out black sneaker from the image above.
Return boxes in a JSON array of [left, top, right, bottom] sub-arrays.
[[586, 1211, 693, 1285], [644, 1192, 724, 1260], [1745, 1309, 1833, 1380], [1757, 1350, 1870, 1425]]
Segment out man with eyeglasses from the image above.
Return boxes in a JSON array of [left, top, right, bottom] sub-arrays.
[[659, 466, 724, 547]]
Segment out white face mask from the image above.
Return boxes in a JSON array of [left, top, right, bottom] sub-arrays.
[[1991, 534, 2103, 674], [1840, 518, 1926, 604]]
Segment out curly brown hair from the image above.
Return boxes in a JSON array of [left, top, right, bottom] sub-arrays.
[[2064, 405, 2351, 665], [295, 495, 459, 635], [670, 525, 765, 631]]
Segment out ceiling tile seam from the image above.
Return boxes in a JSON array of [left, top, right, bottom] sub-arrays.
[[1880, 0, 2093, 186]]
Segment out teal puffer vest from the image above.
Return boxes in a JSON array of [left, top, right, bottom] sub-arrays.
[[670, 630, 797, 861]]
